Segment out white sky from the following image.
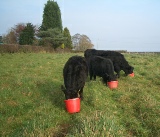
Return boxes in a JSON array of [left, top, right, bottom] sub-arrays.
[[0, 0, 160, 51]]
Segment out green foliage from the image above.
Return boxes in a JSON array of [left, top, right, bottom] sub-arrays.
[[0, 53, 160, 136], [19, 23, 35, 45], [38, 28, 66, 49], [41, 0, 62, 31], [63, 27, 72, 49], [61, 43, 65, 49]]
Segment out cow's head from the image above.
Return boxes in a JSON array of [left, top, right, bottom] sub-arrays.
[[61, 85, 78, 100], [123, 66, 134, 75], [102, 73, 117, 82]]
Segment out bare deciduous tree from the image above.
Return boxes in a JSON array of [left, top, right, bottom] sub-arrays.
[[72, 33, 94, 51]]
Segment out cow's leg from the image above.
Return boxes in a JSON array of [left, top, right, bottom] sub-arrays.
[[93, 74, 96, 80], [90, 71, 93, 80], [114, 65, 120, 78], [115, 69, 120, 78], [79, 87, 84, 100], [116, 72, 120, 78]]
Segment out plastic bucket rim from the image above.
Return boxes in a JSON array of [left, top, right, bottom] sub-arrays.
[[107, 80, 118, 84], [64, 97, 80, 102]]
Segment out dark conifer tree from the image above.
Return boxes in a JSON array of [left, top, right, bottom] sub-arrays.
[[41, 0, 62, 31], [19, 23, 35, 45], [38, 28, 66, 49], [63, 27, 72, 49]]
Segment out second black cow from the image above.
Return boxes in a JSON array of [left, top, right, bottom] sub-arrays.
[[88, 56, 117, 83]]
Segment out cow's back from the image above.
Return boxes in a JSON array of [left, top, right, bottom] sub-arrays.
[[90, 56, 114, 76], [63, 56, 88, 90], [84, 49, 124, 58]]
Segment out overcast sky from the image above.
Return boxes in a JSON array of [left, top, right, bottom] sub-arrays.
[[1, 0, 160, 52]]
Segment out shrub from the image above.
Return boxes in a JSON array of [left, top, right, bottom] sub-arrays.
[[0, 44, 72, 53]]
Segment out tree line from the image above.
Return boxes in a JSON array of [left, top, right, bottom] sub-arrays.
[[1, 0, 94, 51]]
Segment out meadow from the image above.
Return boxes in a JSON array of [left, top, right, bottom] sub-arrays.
[[0, 52, 160, 137]]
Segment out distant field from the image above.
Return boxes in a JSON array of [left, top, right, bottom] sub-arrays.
[[0, 52, 160, 137]]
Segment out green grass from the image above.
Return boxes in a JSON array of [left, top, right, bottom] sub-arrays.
[[0, 52, 160, 137]]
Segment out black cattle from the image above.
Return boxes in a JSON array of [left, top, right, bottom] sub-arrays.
[[61, 56, 88, 100], [88, 56, 117, 82], [84, 49, 134, 77], [85, 49, 123, 58], [103, 55, 134, 77]]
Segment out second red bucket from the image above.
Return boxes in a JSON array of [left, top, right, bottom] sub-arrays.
[[64, 98, 80, 113], [107, 80, 118, 89]]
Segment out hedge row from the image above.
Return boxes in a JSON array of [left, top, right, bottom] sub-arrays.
[[0, 44, 71, 53]]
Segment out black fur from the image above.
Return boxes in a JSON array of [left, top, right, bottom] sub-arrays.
[[62, 56, 88, 100], [84, 49, 134, 77], [88, 56, 117, 82]]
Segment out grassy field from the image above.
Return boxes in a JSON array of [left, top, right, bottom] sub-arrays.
[[0, 52, 160, 137]]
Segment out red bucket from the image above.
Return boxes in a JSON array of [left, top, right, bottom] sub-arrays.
[[107, 81, 118, 89], [64, 98, 80, 113], [129, 72, 134, 77]]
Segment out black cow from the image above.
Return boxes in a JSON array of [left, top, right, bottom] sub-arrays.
[[84, 49, 134, 77], [102, 55, 134, 77], [88, 56, 117, 82], [84, 49, 123, 58], [61, 56, 88, 100]]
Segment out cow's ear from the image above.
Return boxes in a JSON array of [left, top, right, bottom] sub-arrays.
[[106, 73, 113, 81], [105, 73, 110, 79]]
